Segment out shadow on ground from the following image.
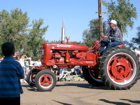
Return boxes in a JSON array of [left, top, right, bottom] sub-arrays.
[[53, 100, 72, 105], [120, 99, 140, 104], [22, 84, 38, 92], [56, 82, 109, 90], [99, 99, 140, 105], [22, 81, 110, 92], [99, 99, 130, 105]]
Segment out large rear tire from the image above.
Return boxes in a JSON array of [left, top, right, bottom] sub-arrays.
[[100, 47, 140, 90], [26, 69, 37, 87], [35, 70, 56, 91], [82, 66, 104, 86]]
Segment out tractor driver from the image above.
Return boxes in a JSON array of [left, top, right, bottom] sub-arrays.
[[100, 20, 123, 55]]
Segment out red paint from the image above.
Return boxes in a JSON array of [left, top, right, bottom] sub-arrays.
[[108, 55, 133, 83], [41, 42, 96, 68], [35, 41, 127, 86], [118, 43, 125, 47], [39, 74, 52, 87]]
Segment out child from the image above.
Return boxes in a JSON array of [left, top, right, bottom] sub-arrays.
[[0, 42, 24, 105]]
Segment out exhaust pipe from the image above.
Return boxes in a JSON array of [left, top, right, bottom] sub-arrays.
[[61, 20, 65, 43]]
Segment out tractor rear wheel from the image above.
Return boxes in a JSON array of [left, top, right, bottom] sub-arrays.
[[82, 66, 104, 86], [35, 70, 56, 91], [26, 69, 37, 87], [100, 47, 140, 90]]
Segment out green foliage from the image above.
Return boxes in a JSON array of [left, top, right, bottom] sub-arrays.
[[49, 40, 61, 43], [69, 41, 84, 45], [82, 19, 106, 47], [123, 40, 134, 49], [49, 40, 84, 46], [123, 26, 140, 49], [24, 19, 48, 60], [82, 0, 137, 47], [0, 8, 48, 60], [132, 26, 140, 49], [0, 9, 28, 52], [82, 30, 94, 47], [103, 0, 137, 34]]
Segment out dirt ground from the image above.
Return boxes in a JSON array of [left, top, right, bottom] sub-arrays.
[[21, 80, 140, 105]]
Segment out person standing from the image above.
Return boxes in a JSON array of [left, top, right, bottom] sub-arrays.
[[25, 58, 31, 80], [52, 65, 59, 75], [74, 66, 83, 75], [100, 20, 123, 55], [19, 55, 26, 70], [0, 42, 24, 105], [59, 68, 67, 80], [19, 55, 27, 83], [33, 58, 42, 67]]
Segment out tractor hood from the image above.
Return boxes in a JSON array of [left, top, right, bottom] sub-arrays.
[[43, 43, 89, 51]]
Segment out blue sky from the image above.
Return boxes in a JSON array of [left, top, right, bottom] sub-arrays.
[[0, 0, 140, 42]]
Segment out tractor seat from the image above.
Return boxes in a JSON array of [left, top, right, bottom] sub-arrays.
[[117, 43, 125, 47]]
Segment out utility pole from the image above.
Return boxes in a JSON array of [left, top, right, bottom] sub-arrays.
[[98, 0, 103, 36]]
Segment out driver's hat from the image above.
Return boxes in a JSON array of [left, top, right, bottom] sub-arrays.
[[108, 20, 117, 25]]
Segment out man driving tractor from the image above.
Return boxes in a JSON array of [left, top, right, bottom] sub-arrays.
[[27, 19, 139, 91], [100, 20, 123, 55]]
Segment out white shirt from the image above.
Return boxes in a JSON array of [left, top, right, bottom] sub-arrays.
[[19, 58, 25, 67], [33, 61, 42, 66]]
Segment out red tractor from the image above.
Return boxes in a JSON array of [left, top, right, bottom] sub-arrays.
[[26, 38, 140, 91]]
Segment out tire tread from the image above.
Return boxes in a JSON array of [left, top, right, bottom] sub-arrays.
[[100, 47, 140, 90]]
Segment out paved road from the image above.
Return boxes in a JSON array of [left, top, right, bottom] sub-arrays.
[[21, 80, 140, 105]]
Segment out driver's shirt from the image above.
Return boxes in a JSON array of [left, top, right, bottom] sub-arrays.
[[106, 27, 123, 42]]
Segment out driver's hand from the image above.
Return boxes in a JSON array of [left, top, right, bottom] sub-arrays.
[[101, 35, 108, 38], [104, 36, 108, 38]]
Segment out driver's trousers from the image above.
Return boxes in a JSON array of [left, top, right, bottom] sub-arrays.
[[100, 40, 122, 55]]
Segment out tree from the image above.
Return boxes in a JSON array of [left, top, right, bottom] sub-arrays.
[[0, 8, 29, 55], [82, 19, 106, 47], [83, 30, 94, 47], [123, 40, 134, 49], [24, 19, 48, 60], [0, 8, 48, 59], [49, 40, 61, 43], [103, 0, 137, 34], [132, 26, 140, 49]]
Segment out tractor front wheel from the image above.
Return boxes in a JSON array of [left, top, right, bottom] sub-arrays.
[[35, 70, 56, 91], [100, 47, 140, 90]]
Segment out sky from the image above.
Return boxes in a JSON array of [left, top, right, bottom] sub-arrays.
[[0, 0, 140, 42]]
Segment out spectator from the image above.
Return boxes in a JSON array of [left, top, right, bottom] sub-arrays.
[[33, 58, 42, 67], [28, 58, 35, 70], [52, 65, 59, 75], [74, 66, 83, 75], [15, 55, 20, 61], [25, 58, 32, 80], [59, 68, 67, 80], [19, 55, 27, 83], [0, 42, 24, 105], [58, 68, 72, 81], [19, 55, 26, 68]]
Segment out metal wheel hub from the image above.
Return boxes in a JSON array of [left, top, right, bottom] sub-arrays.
[[39, 74, 53, 88], [108, 53, 135, 84]]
